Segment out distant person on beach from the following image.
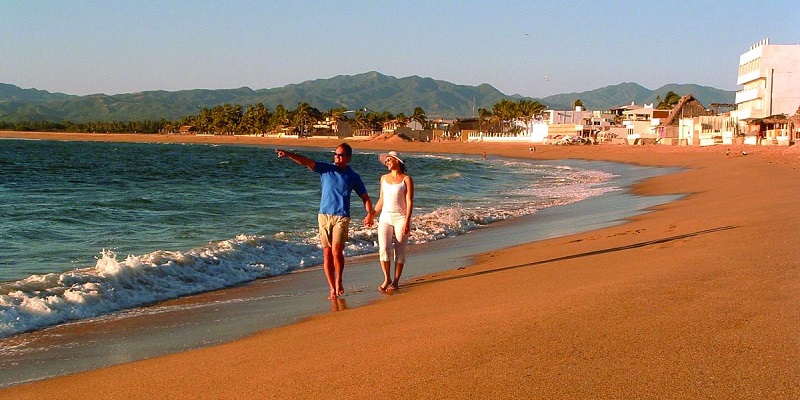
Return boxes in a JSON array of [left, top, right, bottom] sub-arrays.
[[372, 151, 414, 292], [276, 143, 375, 299]]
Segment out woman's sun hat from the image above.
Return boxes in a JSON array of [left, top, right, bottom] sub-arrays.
[[379, 151, 404, 165]]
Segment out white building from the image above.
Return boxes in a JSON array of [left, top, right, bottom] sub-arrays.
[[678, 115, 738, 146], [734, 38, 800, 124], [621, 104, 669, 144], [466, 120, 548, 143]]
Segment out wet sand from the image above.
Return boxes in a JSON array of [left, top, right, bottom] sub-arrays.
[[1, 131, 798, 399]]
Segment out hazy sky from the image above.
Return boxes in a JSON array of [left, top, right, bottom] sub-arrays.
[[2, 1, 798, 98]]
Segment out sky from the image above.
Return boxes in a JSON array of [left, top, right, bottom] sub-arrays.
[[2, 1, 798, 98]]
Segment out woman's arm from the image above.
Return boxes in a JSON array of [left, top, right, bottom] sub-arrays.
[[373, 175, 385, 215], [403, 175, 414, 234]]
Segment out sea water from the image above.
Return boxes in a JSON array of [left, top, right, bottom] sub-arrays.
[[0, 138, 688, 387], [0, 139, 622, 339]]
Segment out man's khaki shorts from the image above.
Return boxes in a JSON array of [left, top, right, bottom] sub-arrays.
[[318, 214, 350, 248]]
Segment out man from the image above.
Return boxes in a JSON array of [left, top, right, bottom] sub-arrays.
[[276, 143, 374, 299]]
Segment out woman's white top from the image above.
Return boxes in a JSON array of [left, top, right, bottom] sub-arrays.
[[380, 179, 407, 215]]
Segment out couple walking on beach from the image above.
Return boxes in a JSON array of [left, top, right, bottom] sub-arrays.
[[276, 143, 414, 299]]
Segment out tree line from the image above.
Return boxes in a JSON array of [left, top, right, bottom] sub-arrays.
[[167, 103, 431, 136], [477, 99, 548, 134], [0, 91, 685, 136], [0, 98, 551, 136], [0, 119, 170, 134]]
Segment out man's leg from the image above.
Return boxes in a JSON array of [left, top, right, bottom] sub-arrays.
[[322, 246, 337, 299], [330, 216, 351, 296], [318, 214, 338, 299], [332, 244, 346, 296]]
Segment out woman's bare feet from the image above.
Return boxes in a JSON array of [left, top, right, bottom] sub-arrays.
[[378, 280, 391, 292]]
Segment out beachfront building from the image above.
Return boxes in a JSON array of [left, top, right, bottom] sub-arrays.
[[381, 118, 444, 142], [621, 104, 669, 144], [381, 119, 403, 134], [177, 125, 197, 135], [659, 94, 719, 145], [465, 119, 548, 143], [677, 115, 738, 146], [426, 119, 452, 142], [312, 117, 338, 131], [603, 103, 639, 142], [449, 119, 477, 141], [584, 110, 621, 143], [543, 108, 593, 126], [789, 107, 800, 143], [464, 107, 593, 144], [734, 38, 800, 145], [541, 107, 591, 143]]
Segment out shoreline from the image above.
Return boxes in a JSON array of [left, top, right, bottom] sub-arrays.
[[0, 138, 677, 387], [1, 131, 798, 398]]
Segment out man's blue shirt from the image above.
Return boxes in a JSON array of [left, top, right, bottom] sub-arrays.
[[313, 161, 367, 217]]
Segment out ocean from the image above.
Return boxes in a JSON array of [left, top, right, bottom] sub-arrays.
[[0, 138, 680, 386]]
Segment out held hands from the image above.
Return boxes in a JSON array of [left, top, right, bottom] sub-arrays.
[[362, 212, 375, 228]]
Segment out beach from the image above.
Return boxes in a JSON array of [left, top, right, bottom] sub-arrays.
[[1, 131, 798, 399]]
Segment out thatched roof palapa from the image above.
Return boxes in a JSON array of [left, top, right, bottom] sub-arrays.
[[661, 94, 712, 126]]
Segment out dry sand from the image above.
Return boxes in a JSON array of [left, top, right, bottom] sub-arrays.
[[1, 131, 798, 399]]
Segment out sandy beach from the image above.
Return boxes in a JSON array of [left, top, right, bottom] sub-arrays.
[[1, 131, 798, 399]]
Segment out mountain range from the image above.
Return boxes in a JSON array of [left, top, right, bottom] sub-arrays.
[[0, 71, 735, 123]]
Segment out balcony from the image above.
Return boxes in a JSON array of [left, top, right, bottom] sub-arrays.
[[737, 70, 764, 86], [735, 87, 763, 104]]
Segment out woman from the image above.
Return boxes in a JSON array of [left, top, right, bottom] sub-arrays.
[[372, 151, 414, 291]]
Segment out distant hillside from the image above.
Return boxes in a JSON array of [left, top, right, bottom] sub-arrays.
[[0, 73, 735, 123], [0, 83, 76, 102], [541, 82, 735, 110]]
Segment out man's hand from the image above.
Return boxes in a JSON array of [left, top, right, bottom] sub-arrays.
[[362, 213, 375, 228]]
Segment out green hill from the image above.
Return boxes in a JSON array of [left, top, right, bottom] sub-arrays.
[[0, 73, 735, 123], [541, 82, 735, 110]]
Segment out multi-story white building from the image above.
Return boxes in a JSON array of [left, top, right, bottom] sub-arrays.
[[734, 38, 800, 143]]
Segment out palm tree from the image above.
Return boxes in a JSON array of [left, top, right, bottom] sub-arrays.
[[327, 107, 347, 121], [374, 111, 394, 127], [396, 112, 408, 127], [194, 107, 214, 134], [477, 108, 493, 132], [271, 105, 290, 128], [411, 107, 427, 129], [242, 103, 271, 135], [366, 112, 381, 133], [517, 99, 546, 132], [492, 99, 517, 133], [212, 104, 242, 135], [292, 102, 321, 135], [353, 110, 368, 130], [656, 91, 682, 109]]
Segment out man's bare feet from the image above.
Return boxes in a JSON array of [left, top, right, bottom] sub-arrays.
[[388, 282, 399, 291], [328, 289, 337, 299]]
